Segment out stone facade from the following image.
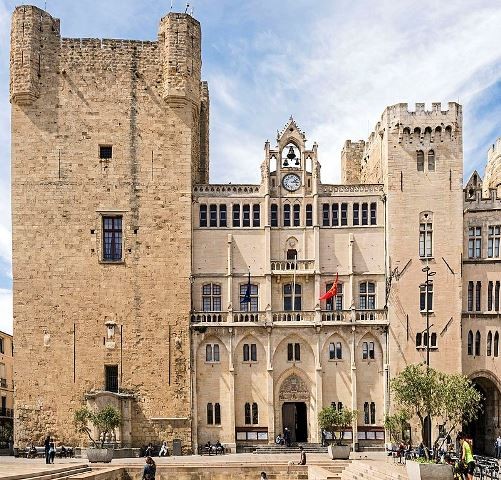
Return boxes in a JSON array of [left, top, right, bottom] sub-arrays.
[[10, 5, 208, 448], [10, 5, 501, 455]]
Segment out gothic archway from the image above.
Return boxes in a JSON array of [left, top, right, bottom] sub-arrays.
[[277, 374, 310, 443]]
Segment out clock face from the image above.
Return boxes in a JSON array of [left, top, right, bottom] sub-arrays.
[[282, 173, 301, 191]]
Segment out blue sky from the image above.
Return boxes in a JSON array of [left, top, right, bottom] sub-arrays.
[[1, 0, 501, 334]]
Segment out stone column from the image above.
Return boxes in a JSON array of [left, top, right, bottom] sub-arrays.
[[315, 326, 323, 443], [266, 327, 275, 443], [227, 234, 233, 321], [350, 326, 358, 451], [228, 327, 236, 451]]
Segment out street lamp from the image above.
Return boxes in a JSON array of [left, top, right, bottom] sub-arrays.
[[421, 265, 436, 449]]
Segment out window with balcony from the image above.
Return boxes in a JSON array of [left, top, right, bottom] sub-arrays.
[[209, 204, 218, 227], [468, 227, 482, 259], [243, 343, 257, 362], [488, 226, 500, 258], [332, 203, 339, 226], [240, 284, 258, 312], [199, 204, 207, 227], [284, 204, 291, 227], [293, 204, 301, 227], [362, 341, 375, 360], [353, 203, 360, 226], [253, 204, 260, 227], [205, 343, 220, 363], [306, 204, 313, 226], [271, 204, 278, 227], [370, 202, 377, 225], [284, 283, 302, 311], [233, 204, 241, 227], [322, 203, 330, 226], [202, 283, 221, 312], [102, 216, 122, 261], [467, 330, 473, 356], [105, 365, 118, 393], [287, 343, 301, 361], [242, 204, 251, 227], [341, 203, 348, 226], [329, 342, 342, 360], [219, 204, 227, 227], [362, 203, 368, 225], [326, 282, 343, 311], [359, 282, 375, 310], [419, 223, 433, 258]]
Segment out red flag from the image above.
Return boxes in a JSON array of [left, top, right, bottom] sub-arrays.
[[319, 273, 338, 301]]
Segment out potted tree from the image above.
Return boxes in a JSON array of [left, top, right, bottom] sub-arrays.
[[74, 405, 121, 463], [318, 406, 357, 459], [391, 364, 482, 480]]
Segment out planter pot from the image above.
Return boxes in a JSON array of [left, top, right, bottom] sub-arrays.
[[327, 444, 351, 460], [406, 460, 453, 480], [86, 448, 114, 463]]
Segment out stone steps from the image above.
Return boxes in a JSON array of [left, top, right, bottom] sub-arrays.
[[3, 465, 92, 480], [340, 461, 408, 480], [253, 443, 328, 454]]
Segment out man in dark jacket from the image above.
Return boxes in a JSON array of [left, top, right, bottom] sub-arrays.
[[44, 435, 50, 464]]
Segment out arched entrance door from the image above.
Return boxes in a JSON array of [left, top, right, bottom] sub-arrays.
[[464, 376, 501, 456], [278, 374, 310, 444]]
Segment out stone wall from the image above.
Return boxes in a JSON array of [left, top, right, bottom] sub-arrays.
[[11, 5, 208, 448]]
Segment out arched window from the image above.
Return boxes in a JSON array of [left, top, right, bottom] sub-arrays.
[[284, 283, 302, 311], [362, 341, 375, 360], [329, 342, 342, 360], [475, 331, 481, 356], [430, 332, 437, 347], [467, 330, 473, 356], [214, 403, 221, 425], [206, 344, 213, 362], [213, 344, 220, 362], [359, 282, 376, 309], [271, 204, 278, 227], [283, 204, 291, 227], [293, 204, 301, 227], [202, 283, 221, 311], [306, 204, 313, 226], [476, 281, 482, 311], [487, 331, 492, 356], [416, 332, 422, 347], [252, 402, 258, 424], [417, 151, 424, 172], [494, 332, 499, 357], [428, 150, 435, 171], [207, 403, 214, 424], [244, 402, 251, 425]]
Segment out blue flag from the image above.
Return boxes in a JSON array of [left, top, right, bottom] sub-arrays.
[[241, 271, 251, 304]]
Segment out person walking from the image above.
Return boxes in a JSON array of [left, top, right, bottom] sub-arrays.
[[49, 438, 56, 464], [142, 456, 156, 480], [284, 427, 291, 448], [458, 433, 475, 480], [44, 435, 50, 464], [495, 435, 501, 459]]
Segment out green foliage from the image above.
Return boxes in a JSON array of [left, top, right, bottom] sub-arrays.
[[318, 406, 357, 445], [74, 405, 121, 448], [384, 411, 411, 443], [390, 364, 482, 448]]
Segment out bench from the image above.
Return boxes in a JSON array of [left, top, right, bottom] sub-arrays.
[[197, 444, 225, 455]]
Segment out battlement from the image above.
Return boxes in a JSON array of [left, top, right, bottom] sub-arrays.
[[385, 101, 461, 118], [487, 137, 501, 162]]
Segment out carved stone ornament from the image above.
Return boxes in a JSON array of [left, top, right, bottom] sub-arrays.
[[278, 374, 309, 401]]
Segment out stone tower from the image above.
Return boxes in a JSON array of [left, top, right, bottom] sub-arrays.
[[10, 5, 208, 447], [345, 103, 464, 430]]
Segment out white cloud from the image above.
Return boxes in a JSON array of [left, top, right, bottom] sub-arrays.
[[0, 288, 12, 335]]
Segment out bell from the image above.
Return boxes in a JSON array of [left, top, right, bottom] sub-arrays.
[[283, 159, 289, 167], [294, 157, 300, 166], [287, 146, 296, 160]]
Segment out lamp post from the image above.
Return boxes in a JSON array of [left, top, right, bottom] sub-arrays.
[[421, 265, 436, 449]]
